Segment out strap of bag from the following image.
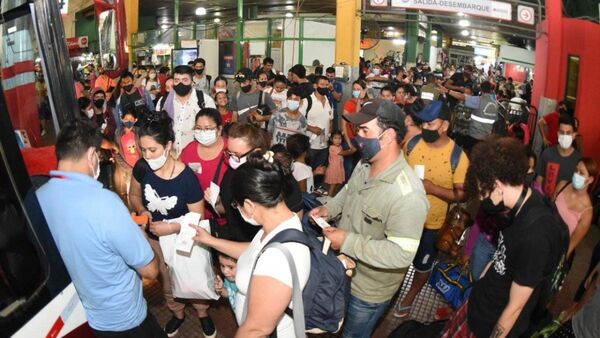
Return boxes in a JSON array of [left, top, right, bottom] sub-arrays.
[[212, 154, 225, 184], [196, 90, 206, 109], [304, 96, 313, 118], [243, 242, 306, 338], [450, 142, 462, 174], [406, 134, 422, 156]]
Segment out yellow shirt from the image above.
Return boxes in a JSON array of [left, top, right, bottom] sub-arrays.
[[407, 138, 469, 229]]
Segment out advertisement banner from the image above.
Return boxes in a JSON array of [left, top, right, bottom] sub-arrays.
[[391, 0, 512, 21]]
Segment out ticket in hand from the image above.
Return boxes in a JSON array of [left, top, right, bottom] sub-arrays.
[[311, 215, 331, 229]]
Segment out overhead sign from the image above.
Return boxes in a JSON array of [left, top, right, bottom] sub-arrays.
[[391, 0, 512, 21], [517, 5, 535, 25], [66, 36, 88, 50], [370, 0, 388, 7]]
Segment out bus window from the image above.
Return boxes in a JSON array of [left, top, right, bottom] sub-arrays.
[[0, 15, 57, 147]]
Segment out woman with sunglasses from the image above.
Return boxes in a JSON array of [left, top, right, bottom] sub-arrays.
[[192, 151, 311, 337], [218, 123, 304, 241]]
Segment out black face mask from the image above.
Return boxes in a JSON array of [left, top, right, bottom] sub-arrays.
[[195, 68, 204, 75], [316, 87, 329, 96], [422, 127, 441, 143], [258, 81, 268, 87], [481, 196, 505, 215], [93, 99, 105, 109], [173, 83, 192, 96], [123, 84, 134, 92], [241, 84, 252, 93]]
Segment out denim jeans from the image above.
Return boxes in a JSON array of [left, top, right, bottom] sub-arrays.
[[470, 233, 496, 280], [341, 294, 390, 338]]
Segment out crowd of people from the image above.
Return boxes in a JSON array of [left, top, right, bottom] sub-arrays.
[[37, 56, 599, 338]]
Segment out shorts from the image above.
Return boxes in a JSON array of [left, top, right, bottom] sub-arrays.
[[412, 228, 439, 272]]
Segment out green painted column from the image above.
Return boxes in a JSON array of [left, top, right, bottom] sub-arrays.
[[423, 23, 432, 63], [192, 22, 197, 40], [405, 11, 418, 66], [437, 31, 443, 48], [298, 18, 304, 64], [174, 0, 180, 48], [236, 0, 244, 70], [266, 19, 272, 57]]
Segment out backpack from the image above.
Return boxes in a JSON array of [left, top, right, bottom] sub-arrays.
[[244, 228, 350, 336], [304, 96, 313, 118], [406, 134, 463, 174], [389, 319, 447, 338]]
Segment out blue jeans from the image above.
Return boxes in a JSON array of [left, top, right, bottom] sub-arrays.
[[470, 233, 496, 280], [342, 294, 390, 338]]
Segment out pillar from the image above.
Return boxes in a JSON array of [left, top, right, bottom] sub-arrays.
[[174, 0, 180, 49], [423, 23, 432, 64], [236, 0, 244, 70], [335, 0, 361, 68], [124, 0, 138, 69], [405, 11, 419, 66]]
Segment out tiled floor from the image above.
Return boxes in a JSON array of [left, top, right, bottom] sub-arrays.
[[145, 226, 600, 337]]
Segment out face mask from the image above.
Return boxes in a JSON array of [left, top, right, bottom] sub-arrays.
[[195, 68, 204, 75], [238, 207, 260, 226], [123, 121, 135, 129], [173, 83, 192, 96], [123, 84, 134, 92], [287, 100, 300, 111], [85, 108, 94, 118], [373, 68, 381, 76], [352, 90, 361, 98], [316, 87, 329, 96], [194, 130, 217, 146], [93, 99, 105, 109], [90, 152, 100, 180], [422, 127, 441, 143], [229, 156, 247, 170], [481, 195, 505, 215], [215, 88, 227, 93], [259, 81, 268, 87], [145, 146, 169, 171], [241, 84, 252, 93], [354, 134, 383, 161], [572, 173, 587, 190], [558, 134, 573, 150]]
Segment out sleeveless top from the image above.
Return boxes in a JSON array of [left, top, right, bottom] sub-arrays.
[[555, 186, 593, 235]]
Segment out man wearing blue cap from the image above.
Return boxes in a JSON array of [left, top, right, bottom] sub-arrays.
[[395, 100, 470, 318]]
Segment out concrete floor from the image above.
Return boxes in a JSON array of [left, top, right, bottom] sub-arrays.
[[145, 226, 600, 337]]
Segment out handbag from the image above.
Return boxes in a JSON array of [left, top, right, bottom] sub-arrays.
[[429, 261, 473, 309], [436, 205, 471, 258]]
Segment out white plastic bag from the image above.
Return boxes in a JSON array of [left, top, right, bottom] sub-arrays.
[[159, 212, 219, 300]]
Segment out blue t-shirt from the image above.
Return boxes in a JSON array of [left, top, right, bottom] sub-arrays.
[[37, 171, 154, 331], [135, 161, 203, 237], [327, 81, 343, 110]]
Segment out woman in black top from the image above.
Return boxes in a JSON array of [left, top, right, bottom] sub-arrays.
[[128, 111, 216, 338]]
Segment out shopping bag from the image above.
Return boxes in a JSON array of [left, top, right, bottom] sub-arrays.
[[159, 212, 219, 300], [429, 261, 473, 309]]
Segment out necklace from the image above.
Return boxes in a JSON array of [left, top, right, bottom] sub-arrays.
[[169, 157, 176, 179]]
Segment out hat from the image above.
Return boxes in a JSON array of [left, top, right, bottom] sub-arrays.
[[235, 67, 253, 82], [415, 100, 450, 122], [344, 98, 405, 126]]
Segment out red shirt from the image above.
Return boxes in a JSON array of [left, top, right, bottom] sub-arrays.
[[343, 98, 360, 140], [120, 131, 140, 167], [543, 112, 560, 146], [180, 139, 229, 223], [220, 110, 234, 126]]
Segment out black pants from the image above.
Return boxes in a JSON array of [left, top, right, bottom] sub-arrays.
[[92, 311, 167, 338]]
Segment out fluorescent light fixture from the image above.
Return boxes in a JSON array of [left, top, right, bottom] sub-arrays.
[[285, 5, 295, 10], [285, 12, 294, 18], [387, 26, 395, 30], [214, 18, 221, 23], [393, 39, 406, 45], [431, 35, 438, 41], [458, 19, 470, 27], [461, 29, 470, 36], [457, 12, 465, 16], [214, 12, 221, 17], [7, 26, 16, 33], [195, 7, 207, 16], [160, 24, 168, 30]]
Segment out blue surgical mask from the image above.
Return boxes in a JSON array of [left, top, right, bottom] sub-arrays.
[[123, 121, 135, 129], [354, 132, 384, 161], [572, 173, 587, 190], [352, 90, 361, 98], [287, 100, 300, 111]]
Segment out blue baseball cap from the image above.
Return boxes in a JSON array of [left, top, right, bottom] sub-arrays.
[[415, 100, 450, 122]]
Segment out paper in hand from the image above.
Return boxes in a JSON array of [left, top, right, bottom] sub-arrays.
[[209, 182, 221, 217], [311, 215, 331, 229]]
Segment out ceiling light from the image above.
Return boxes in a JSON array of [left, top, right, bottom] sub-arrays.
[[461, 30, 470, 36], [195, 7, 207, 16], [214, 12, 221, 17], [285, 12, 294, 18], [392, 39, 406, 45], [431, 35, 438, 41], [457, 12, 465, 16], [285, 5, 295, 10], [387, 26, 395, 30], [458, 19, 470, 27], [214, 18, 221, 23], [160, 24, 168, 30], [432, 30, 438, 34]]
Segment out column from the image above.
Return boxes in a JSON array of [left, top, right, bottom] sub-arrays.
[[124, 0, 139, 69], [236, 0, 244, 70], [335, 0, 361, 69], [405, 11, 419, 66], [423, 23, 432, 63], [174, 0, 180, 49]]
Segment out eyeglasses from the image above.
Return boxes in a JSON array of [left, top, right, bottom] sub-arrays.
[[193, 126, 218, 132], [225, 148, 255, 162]]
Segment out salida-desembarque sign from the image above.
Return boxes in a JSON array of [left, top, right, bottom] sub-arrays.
[[391, 0, 512, 21]]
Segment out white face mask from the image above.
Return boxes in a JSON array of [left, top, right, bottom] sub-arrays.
[[194, 130, 218, 146], [373, 68, 381, 76], [237, 207, 260, 226], [558, 134, 573, 150], [215, 88, 227, 93], [572, 173, 587, 190], [228, 156, 247, 170], [90, 152, 100, 180], [145, 146, 170, 171], [86, 108, 94, 118]]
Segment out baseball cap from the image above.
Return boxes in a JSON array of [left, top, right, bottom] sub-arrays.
[[235, 67, 253, 82], [343, 98, 405, 126], [415, 100, 450, 122]]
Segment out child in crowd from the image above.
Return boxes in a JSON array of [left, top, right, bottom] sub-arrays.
[[286, 134, 314, 193], [268, 75, 289, 111], [214, 253, 239, 312], [112, 106, 141, 207], [215, 91, 236, 129], [325, 131, 352, 197]]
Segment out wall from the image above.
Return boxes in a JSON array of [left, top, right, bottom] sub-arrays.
[[62, 0, 93, 38], [362, 39, 405, 63]]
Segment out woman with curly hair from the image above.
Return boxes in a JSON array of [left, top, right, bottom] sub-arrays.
[[442, 137, 567, 338]]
